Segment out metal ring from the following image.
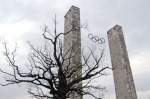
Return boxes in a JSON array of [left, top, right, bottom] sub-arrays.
[[98, 38, 105, 44], [88, 33, 105, 44], [88, 34, 93, 39]]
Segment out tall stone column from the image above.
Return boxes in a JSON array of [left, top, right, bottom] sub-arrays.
[[64, 6, 82, 99], [107, 25, 137, 99]]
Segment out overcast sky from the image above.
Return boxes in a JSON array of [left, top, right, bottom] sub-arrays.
[[0, 0, 150, 99]]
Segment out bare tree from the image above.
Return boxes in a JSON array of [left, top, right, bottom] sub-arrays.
[[0, 21, 109, 99]]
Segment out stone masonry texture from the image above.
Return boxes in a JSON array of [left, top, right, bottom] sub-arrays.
[[64, 6, 82, 99], [107, 25, 137, 99]]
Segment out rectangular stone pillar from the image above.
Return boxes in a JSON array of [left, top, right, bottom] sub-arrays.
[[64, 6, 82, 99], [107, 25, 137, 99]]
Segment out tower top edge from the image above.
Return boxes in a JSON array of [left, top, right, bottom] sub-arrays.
[[64, 5, 80, 17], [71, 5, 80, 9], [107, 24, 122, 34]]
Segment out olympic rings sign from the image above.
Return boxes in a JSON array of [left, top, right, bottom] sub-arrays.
[[88, 34, 105, 44]]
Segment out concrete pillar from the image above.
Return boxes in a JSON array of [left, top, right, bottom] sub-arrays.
[[107, 25, 137, 99], [64, 6, 82, 99]]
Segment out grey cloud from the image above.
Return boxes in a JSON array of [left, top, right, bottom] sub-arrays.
[[0, 0, 57, 24], [115, 0, 150, 52], [135, 71, 150, 91], [0, 85, 32, 99]]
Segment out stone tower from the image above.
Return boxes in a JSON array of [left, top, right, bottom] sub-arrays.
[[64, 6, 82, 99], [107, 25, 137, 99]]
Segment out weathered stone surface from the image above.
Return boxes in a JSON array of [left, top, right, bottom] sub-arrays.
[[64, 6, 82, 99], [107, 25, 137, 99]]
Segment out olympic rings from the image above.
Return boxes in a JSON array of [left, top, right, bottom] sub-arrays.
[[88, 34, 105, 44]]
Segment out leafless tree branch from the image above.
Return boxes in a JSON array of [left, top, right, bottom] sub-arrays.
[[0, 19, 109, 99]]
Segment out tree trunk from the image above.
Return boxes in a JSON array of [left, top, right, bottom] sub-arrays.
[[55, 94, 66, 99]]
